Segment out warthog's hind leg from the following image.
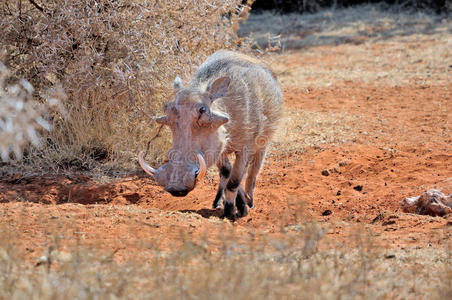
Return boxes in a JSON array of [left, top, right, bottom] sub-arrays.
[[245, 148, 266, 209]]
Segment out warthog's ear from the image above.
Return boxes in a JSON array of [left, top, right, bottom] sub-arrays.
[[174, 76, 183, 90], [155, 115, 169, 125], [206, 77, 230, 102]]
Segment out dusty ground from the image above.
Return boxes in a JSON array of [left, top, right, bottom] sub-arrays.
[[0, 9, 451, 262]]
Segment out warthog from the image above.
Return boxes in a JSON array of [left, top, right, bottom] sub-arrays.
[[139, 50, 283, 220]]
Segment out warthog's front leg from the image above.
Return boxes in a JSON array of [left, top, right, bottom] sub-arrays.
[[214, 154, 249, 219], [234, 187, 249, 218], [213, 154, 231, 209], [222, 151, 249, 221]]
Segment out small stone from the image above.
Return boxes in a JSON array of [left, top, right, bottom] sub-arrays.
[[336, 190, 341, 196], [321, 170, 330, 176], [36, 255, 48, 266], [353, 185, 363, 192], [50, 216, 58, 219], [322, 209, 332, 216], [385, 254, 396, 259], [401, 190, 452, 216]]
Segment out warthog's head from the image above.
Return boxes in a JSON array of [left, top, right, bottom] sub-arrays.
[[139, 76, 230, 197]]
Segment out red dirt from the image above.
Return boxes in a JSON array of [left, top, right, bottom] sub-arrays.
[[0, 50, 451, 259]]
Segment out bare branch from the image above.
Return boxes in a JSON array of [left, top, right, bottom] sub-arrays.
[[28, 0, 47, 15]]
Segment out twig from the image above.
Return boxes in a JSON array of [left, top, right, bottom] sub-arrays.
[[145, 124, 164, 157], [122, 82, 164, 158], [28, 0, 44, 12], [18, 0, 22, 19], [28, 0, 51, 17], [123, 81, 155, 122], [138, 221, 161, 228], [133, 100, 155, 122]]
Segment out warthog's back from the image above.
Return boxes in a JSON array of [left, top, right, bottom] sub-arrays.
[[191, 50, 283, 152]]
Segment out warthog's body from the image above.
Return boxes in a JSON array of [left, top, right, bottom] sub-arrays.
[[139, 50, 283, 220]]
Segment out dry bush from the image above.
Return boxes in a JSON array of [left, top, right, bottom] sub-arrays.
[[0, 0, 253, 174], [0, 62, 65, 163]]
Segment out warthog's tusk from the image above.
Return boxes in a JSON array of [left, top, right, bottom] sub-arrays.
[[138, 151, 157, 176], [196, 153, 206, 180]]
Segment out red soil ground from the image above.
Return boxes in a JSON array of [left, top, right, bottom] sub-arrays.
[[0, 50, 451, 260]]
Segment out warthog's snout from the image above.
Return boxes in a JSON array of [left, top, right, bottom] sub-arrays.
[[138, 151, 207, 197], [165, 187, 189, 197]]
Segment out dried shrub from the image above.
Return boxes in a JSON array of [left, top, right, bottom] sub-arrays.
[[0, 62, 65, 162], [0, 0, 253, 174]]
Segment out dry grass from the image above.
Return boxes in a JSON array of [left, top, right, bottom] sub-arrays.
[[239, 3, 450, 49], [273, 32, 452, 88], [0, 207, 450, 299], [0, 0, 254, 175], [242, 5, 452, 88], [269, 110, 360, 157]]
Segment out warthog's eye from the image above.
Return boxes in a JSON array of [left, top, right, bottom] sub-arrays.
[[199, 106, 207, 114]]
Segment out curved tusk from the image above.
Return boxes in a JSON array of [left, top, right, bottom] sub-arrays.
[[195, 153, 206, 180], [138, 151, 157, 177]]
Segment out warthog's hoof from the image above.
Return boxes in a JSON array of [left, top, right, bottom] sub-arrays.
[[236, 204, 249, 218], [236, 195, 249, 218], [247, 199, 254, 209], [213, 199, 223, 209], [222, 202, 237, 221]]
